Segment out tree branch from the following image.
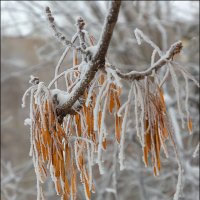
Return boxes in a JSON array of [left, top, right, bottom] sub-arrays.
[[93, 1, 121, 64], [115, 41, 183, 81], [56, 1, 121, 121]]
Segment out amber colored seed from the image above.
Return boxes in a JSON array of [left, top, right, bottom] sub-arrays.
[[115, 115, 121, 143], [71, 164, 77, 199], [188, 118, 193, 133], [84, 174, 91, 200], [64, 178, 70, 195], [145, 133, 151, 151], [98, 111, 102, 132], [109, 91, 115, 113], [102, 138, 107, 150], [163, 127, 168, 138], [115, 93, 121, 110], [153, 166, 158, 176], [55, 178, 61, 194], [143, 146, 148, 166]]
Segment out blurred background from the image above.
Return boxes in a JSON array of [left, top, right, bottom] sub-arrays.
[[1, 1, 199, 200]]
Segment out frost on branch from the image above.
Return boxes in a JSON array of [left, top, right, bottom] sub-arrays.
[[22, 6, 122, 199], [22, 64, 122, 200], [134, 78, 170, 175], [22, 4, 199, 200]]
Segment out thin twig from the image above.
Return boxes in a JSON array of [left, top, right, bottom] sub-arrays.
[[115, 41, 183, 81], [46, 6, 76, 47], [56, 1, 121, 120]]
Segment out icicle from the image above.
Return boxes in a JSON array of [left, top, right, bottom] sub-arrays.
[[119, 83, 133, 170], [133, 81, 142, 145], [93, 80, 107, 131], [183, 74, 192, 134], [151, 49, 158, 67], [79, 111, 87, 132], [73, 136, 94, 146], [151, 133, 160, 176], [54, 32, 78, 89], [168, 121, 183, 200], [48, 69, 79, 89], [34, 82, 45, 105], [73, 117, 79, 137], [135, 81, 145, 147], [38, 97, 47, 131], [64, 72, 70, 91], [134, 28, 162, 57], [29, 89, 34, 157], [169, 63, 185, 128], [134, 29, 142, 45], [49, 162, 55, 182], [173, 153, 183, 200], [172, 61, 200, 88], [82, 167, 91, 200], [86, 141, 92, 190], [33, 149, 42, 200], [106, 67, 122, 88], [79, 61, 90, 80], [35, 83, 49, 107], [193, 143, 199, 158], [65, 116, 71, 135], [168, 106, 183, 149], [41, 187, 45, 200], [90, 142, 94, 166], [36, 171, 41, 200], [86, 79, 97, 107], [97, 96, 108, 174], [117, 102, 128, 117], [82, 30, 95, 46], [159, 67, 170, 87], [158, 127, 169, 158], [73, 49, 78, 67], [101, 82, 110, 101], [21, 85, 37, 108], [74, 141, 80, 171]]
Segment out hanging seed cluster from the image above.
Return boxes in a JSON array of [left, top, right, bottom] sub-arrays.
[[22, 7, 199, 200], [26, 64, 123, 200]]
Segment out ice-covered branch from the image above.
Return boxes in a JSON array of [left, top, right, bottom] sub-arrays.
[[56, 1, 121, 120], [116, 41, 183, 81], [46, 6, 76, 48]]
